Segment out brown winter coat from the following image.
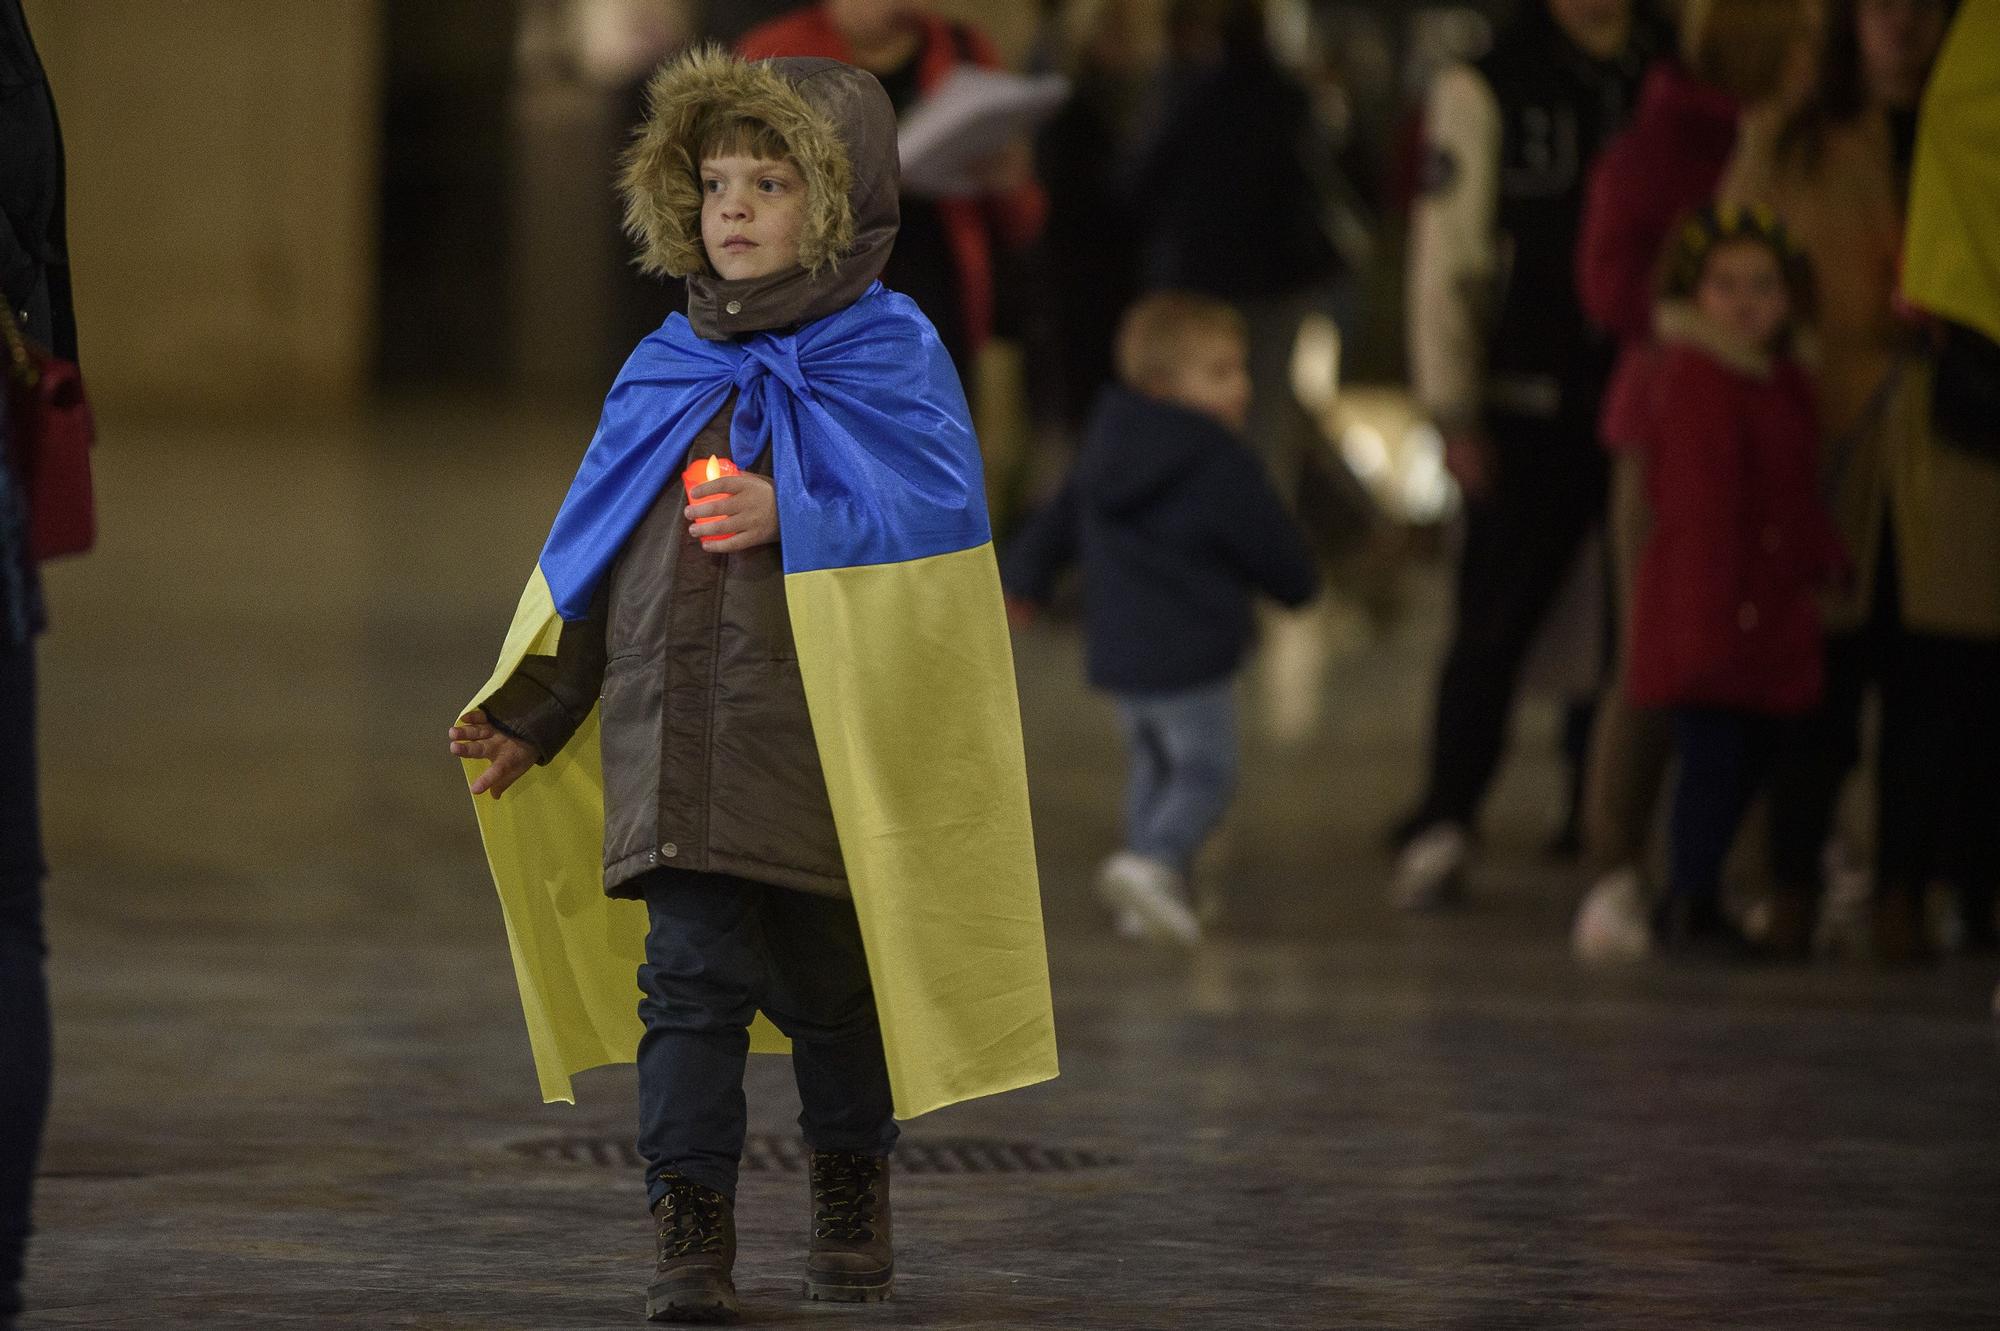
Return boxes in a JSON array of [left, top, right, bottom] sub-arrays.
[[1722, 107, 2000, 639], [480, 50, 903, 899]]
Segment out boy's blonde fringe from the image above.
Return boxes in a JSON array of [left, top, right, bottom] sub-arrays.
[[618, 44, 857, 279]]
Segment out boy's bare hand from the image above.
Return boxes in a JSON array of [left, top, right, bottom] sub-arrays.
[[686, 472, 779, 553], [451, 710, 538, 799]]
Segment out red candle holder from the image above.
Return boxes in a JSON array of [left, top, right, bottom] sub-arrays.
[[682, 454, 741, 547]]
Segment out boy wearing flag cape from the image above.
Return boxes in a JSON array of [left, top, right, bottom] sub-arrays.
[[447, 47, 1056, 1323]]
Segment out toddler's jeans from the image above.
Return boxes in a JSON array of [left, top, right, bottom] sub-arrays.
[[1114, 677, 1238, 876]]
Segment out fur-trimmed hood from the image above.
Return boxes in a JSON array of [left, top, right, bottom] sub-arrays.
[[619, 47, 899, 341]]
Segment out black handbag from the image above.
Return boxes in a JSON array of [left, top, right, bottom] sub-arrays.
[[1931, 319, 2000, 463]]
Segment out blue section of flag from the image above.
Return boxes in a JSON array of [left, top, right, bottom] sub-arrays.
[[538, 284, 990, 619]]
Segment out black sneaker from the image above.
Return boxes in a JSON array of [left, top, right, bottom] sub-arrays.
[[648, 1175, 739, 1324], [805, 1151, 894, 1303]]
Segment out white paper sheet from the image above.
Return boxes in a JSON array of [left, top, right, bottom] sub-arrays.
[[897, 66, 1071, 198]]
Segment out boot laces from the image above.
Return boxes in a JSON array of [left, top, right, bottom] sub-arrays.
[[811, 1152, 882, 1243], [657, 1179, 727, 1259]]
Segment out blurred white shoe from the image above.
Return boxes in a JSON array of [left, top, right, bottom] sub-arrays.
[[1392, 823, 1468, 911], [1095, 852, 1201, 947], [1113, 907, 1147, 939], [1815, 839, 1872, 959], [1571, 867, 1652, 963]]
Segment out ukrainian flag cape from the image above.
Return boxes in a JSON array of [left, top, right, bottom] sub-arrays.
[[462, 284, 1057, 1116]]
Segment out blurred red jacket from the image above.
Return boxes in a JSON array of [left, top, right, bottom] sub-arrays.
[[737, 6, 1047, 355], [1578, 60, 1742, 343], [1578, 60, 1742, 451], [1626, 306, 1846, 716]]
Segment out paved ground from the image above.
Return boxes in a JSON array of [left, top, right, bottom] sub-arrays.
[[19, 407, 2000, 1329]]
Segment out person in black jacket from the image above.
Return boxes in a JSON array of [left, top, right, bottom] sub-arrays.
[[0, 2, 69, 1325], [1394, 0, 1668, 912], [1121, 0, 1341, 495], [1004, 292, 1318, 946]]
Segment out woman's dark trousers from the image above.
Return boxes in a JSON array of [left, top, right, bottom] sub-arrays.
[[0, 639, 48, 1325], [1410, 414, 1608, 832], [1767, 535, 2000, 941]]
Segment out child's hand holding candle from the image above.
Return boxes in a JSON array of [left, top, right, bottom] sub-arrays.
[[683, 454, 780, 554]]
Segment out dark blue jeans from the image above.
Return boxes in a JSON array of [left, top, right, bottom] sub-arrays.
[[1668, 707, 1784, 910], [0, 638, 48, 1324], [636, 870, 896, 1207]]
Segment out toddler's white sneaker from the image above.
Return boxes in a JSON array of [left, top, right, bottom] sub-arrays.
[[1815, 838, 1871, 959], [1095, 852, 1201, 947]]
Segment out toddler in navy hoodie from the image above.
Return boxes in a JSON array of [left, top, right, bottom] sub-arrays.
[[1004, 292, 1319, 944]]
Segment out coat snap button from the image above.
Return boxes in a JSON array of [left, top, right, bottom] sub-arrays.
[[661, 843, 679, 858], [724, 300, 742, 315]]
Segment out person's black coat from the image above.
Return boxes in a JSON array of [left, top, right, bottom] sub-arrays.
[[1003, 385, 1319, 694], [1123, 43, 1338, 302], [1034, 69, 1143, 432], [0, 0, 75, 362]]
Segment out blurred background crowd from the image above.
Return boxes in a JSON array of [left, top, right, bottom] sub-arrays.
[[8, 0, 1995, 960], [6, 0, 1999, 1322], [357, 0, 1988, 972]]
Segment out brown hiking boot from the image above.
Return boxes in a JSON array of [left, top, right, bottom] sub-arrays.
[[804, 1151, 894, 1303], [647, 1175, 739, 1324]]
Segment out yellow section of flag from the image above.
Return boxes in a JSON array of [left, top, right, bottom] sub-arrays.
[[462, 548, 1057, 1116], [460, 568, 785, 1106], [783, 542, 1058, 1117]]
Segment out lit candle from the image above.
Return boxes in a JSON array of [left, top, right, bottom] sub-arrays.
[[682, 453, 741, 547]]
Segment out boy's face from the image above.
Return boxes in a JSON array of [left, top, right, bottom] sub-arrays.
[[1156, 331, 1252, 434], [1696, 238, 1791, 352], [700, 154, 808, 281]]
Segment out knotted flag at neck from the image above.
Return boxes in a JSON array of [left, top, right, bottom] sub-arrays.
[[539, 282, 992, 618]]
